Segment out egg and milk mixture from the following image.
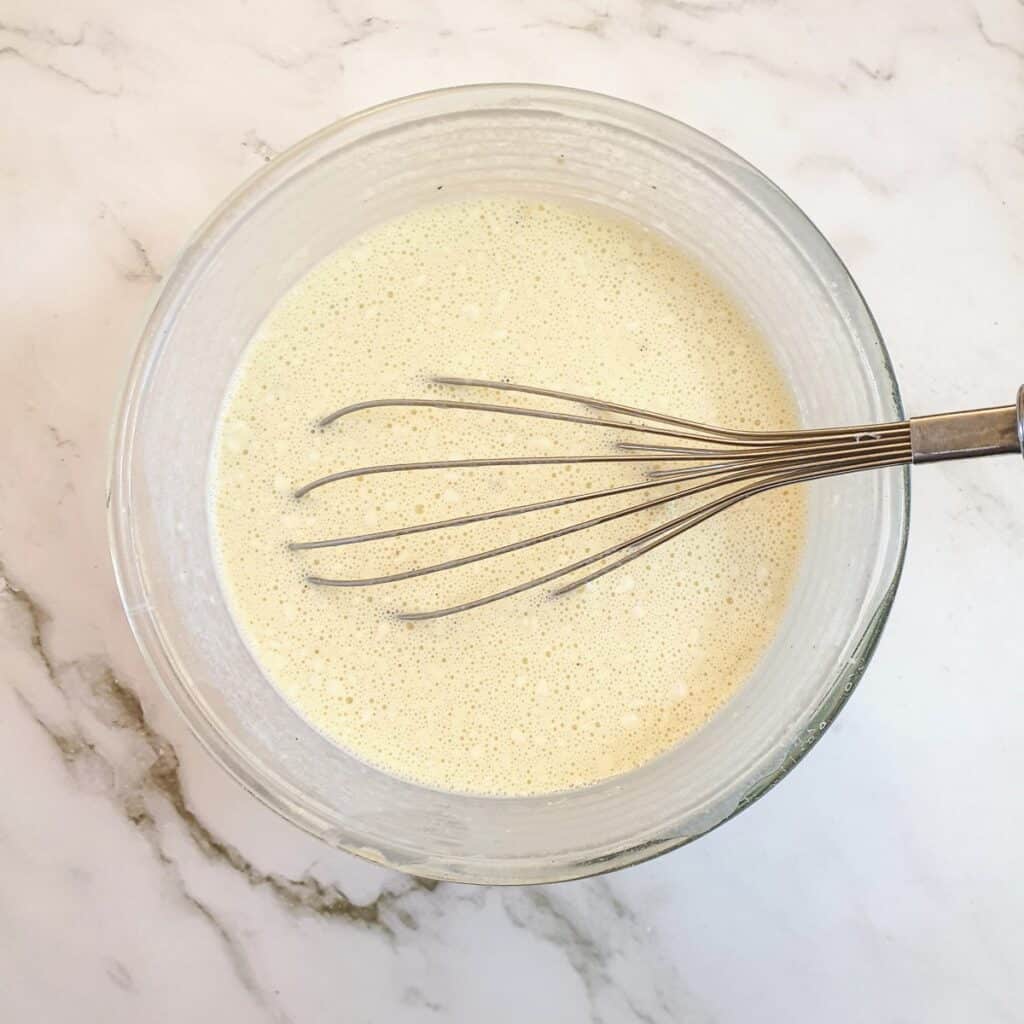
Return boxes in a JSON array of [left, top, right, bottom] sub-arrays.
[[213, 198, 804, 795]]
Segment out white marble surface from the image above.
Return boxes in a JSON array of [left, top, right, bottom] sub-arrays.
[[2, 0, 1022, 1020]]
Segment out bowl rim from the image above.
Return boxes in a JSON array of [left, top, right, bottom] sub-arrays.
[[107, 82, 910, 884]]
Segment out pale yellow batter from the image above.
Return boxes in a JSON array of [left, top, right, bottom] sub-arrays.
[[213, 197, 804, 796]]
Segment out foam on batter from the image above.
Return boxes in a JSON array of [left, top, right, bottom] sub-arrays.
[[212, 197, 805, 796]]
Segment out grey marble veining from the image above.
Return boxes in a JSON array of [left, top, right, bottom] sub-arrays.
[[1, 1, 1022, 1020]]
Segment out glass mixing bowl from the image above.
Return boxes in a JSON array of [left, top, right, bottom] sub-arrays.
[[108, 84, 908, 884]]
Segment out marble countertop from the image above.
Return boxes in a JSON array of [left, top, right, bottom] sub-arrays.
[[2, 1, 1022, 1020]]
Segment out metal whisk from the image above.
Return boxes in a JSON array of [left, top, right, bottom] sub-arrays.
[[291, 378, 1024, 620]]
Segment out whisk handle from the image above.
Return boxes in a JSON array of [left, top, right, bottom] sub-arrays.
[[909, 386, 1024, 463]]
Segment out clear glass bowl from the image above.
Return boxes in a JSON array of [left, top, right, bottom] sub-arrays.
[[108, 84, 908, 884]]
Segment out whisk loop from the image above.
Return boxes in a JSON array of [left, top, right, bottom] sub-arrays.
[[290, 379, 1023, 619]]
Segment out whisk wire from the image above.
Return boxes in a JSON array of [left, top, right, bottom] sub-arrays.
[[431, 377, 910, 443], [398, 450, 911, 621]]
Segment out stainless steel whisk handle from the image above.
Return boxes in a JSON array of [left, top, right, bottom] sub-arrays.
[[909, 386, 1024, 463]]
